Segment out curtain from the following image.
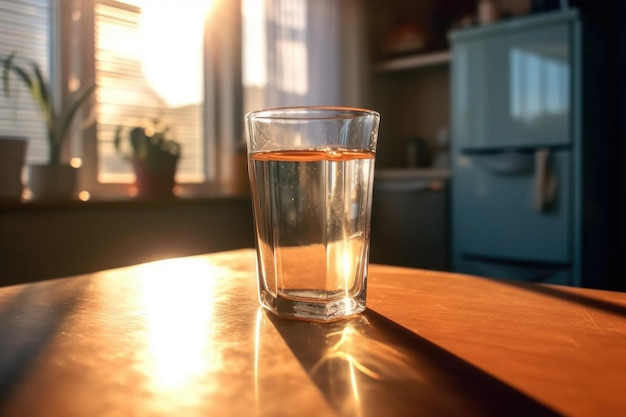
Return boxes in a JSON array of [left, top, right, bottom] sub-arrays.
[[243, 0, 368, 111]]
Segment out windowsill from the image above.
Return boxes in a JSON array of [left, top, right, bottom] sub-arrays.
[[0, 188, 255, 285], [0, 191, 251, 211]]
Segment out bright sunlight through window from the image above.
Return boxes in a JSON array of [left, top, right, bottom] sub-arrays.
[[95, 0, 210, 184]]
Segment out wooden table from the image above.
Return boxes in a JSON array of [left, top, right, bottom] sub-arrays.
[[0, 249, 624, 416]]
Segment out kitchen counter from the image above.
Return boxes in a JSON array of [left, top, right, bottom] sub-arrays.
[[371, 168, 450, 270], [375, 168, 451, 181]]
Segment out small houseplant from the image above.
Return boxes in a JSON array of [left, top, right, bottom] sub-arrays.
[[114, 119, 181, 198], [1, 52, 95, 200]]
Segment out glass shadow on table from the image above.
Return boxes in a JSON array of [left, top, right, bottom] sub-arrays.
[[265, 308, 560, 417]]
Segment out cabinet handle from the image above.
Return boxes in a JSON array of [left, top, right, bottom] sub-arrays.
[[375, 180, 445, 193], [533, 148, 558, 212]]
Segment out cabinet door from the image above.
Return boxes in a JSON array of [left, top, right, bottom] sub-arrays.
[[452, 149, 570, 263], [452, 23, 571, 149]]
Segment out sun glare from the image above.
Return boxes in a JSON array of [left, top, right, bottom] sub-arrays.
[[78, 190, 91, 201], [137, 0, 214, 107], [135, 258, 222, 394], [70, 157, 82, 168]]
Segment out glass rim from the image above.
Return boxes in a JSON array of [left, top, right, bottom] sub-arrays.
[[245, 106, 380, 121]]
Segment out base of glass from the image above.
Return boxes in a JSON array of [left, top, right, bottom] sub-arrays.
[[259, 288, 367, 322]]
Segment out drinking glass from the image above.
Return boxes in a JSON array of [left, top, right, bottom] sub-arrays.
[[245, 107, 380, 321]]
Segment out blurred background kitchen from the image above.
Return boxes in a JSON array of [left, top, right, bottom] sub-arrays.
[[0, 0, 624, 290]]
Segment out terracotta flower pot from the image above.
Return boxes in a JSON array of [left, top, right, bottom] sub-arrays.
[[132, 156, 178, 198]]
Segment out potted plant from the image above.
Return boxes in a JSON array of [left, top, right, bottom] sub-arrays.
[[1, 52, 95, 200], [114, 119, 181, 198]]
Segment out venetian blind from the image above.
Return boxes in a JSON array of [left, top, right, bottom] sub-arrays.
[[94, 0, 205, 183], [0, 0, 51, 165]]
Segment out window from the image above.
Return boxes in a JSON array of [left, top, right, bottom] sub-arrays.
[[0, 0, 51, 166], [81, 0, 213, 197], [2, 0, 366, 200]]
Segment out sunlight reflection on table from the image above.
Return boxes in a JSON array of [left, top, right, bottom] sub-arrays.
[[92, 252, 427, 416], [133, 258, 224, 403]]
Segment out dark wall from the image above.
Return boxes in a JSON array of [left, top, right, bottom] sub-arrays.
[[533, 1, 625, 290], [614, 0, 626, 290], [0, 197, 255, 287], [600, 0, 626, 290]]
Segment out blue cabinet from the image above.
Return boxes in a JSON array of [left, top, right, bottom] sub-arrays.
[[450, 9, 609, 286], [452, 22, 572, 149], [453, 149, 570, 263]]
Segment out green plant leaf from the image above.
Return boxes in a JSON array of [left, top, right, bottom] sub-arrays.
[[1, 51, 17, 97], [113, 125, 123, 151], [30, 61, 54, 132], [32, 62, 49, 103], [130, 127, 147, 157], [58, 84, 96, 145], [4, 59, 34, 97], [3, 56, 52, 134], [2, 52, 96, 165], [32, 62, 50, 112]]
